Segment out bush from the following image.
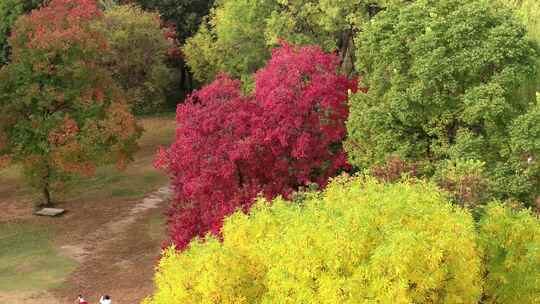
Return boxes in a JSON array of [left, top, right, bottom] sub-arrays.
[[434, 159, 491, 208], [147, 176, 540, 303], [145, 176, 488, 303], [93, 4, 176, 114]]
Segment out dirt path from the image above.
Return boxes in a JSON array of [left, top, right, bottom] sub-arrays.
[[58, 186, 172, 264], [47, 186, 172, 304]]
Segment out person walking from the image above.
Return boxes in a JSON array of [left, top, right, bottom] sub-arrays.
[[77, 295, 89, 304], [99, 295, 112, 304]]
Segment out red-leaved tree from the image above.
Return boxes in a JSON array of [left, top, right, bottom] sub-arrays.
[[156, 43, 358, 249]]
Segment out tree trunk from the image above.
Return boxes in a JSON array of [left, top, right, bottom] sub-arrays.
[[41, 163, 53, 207], [338, 29, 356, 78], [42, 185, 52, 207]]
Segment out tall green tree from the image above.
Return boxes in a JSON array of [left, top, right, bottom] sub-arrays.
[[503, 0, 540, 92], [183, 0, 379, 83], [133, 0, 214, 41], [346, 0, 540, 203], [0, 0, 44, 65], [93, 4, 176, 114]]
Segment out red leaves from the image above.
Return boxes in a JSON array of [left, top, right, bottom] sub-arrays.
[[158, 43, 357, 250], [1, 0, 142, 194], [48, 116, 79, 146], [11, 0, 104, 56]]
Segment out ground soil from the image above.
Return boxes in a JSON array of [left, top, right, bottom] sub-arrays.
[[0, 186, 170, 304]]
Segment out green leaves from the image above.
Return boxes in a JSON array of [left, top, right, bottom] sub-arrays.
[[183, 0, 371, 83], [93, 5, 176, 114], [346, 0, 540, 204], [0, 0, 43, 65]]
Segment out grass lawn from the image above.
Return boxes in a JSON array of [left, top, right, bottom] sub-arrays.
[[0, 114, 176, 303], [0, 222, 77, 292], [0, 114, 176, 208]]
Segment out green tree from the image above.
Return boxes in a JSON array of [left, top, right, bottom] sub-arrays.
[[0, 0, 141, 206], [183, 0, 379, 83], [503, 0, 540, 92], [93, 4, 176, 114], [346, 0, 539, 203], [133, 0, 214, 41], [0, 0, 43, 65]]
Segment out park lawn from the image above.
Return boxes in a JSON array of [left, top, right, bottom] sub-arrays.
[[64, 113, 176, 202], [0, 222, 78, 292], [0, 114, 176, 302], [0, 114, 176, 209]]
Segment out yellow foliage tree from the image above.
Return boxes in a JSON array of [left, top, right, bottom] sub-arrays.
[[145, 176, 498, 304]]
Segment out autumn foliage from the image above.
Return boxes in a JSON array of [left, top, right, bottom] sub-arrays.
[[156, 43, 357, 249], [0, 0, 141, 205]]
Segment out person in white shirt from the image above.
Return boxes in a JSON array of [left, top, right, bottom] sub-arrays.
[[99, 295, 112, 304]]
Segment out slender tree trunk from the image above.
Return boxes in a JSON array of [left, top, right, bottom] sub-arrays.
[[338, 29, 356, 78], [42, 185, 52, 207], [41, 163, 53, 207]]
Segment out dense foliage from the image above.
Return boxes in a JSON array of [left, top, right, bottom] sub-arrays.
[[93, 4, 176, 114], [133, 0, 214, 41], [346, 0, 540, 204], [478, 202, 540, 303], [145, 176, 540, 304], [0, 0, 43, 65], [156, 44, 357, 249], [503, 0, 540, 93], [183, 0, 377, 83], [0, 0, 141, 205]]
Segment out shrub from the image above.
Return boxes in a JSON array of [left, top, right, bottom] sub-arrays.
[[93, 4, 176, 114], [434, 159, 491, 208], [156, 43, 357, 249], [0, 0, 141, 206], [145, 176, 486, 303]]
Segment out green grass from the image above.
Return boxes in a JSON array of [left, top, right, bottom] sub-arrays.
[[0, 114, 176, 204], [0, 115, 177, 297], [0, 222, 77, 292]]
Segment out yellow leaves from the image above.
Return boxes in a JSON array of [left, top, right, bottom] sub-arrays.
[[147, 176, 489, 304]]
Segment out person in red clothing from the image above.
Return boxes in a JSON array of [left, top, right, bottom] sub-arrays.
[[77, 294, 89, 304]]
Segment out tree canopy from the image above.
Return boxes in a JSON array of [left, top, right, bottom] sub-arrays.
[[0, 0, 43, 65], [0, 0, 141, 205], [156, 43, 357, 249], [183, 0, 377, 83], [345, 0, 540, 203], [144, 175, 540, 304], [93, 4, 176, 114]]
